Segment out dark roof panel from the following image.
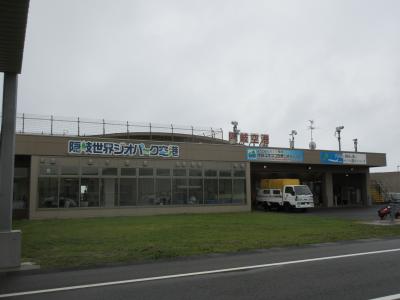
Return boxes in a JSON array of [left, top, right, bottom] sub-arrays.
[[0, 0, 30, 73]]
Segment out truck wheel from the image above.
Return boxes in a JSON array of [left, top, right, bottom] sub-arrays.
[[284, 202, 291, 212], [263, 203, 270, 211]]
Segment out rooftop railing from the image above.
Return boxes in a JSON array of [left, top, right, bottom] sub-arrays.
[[0, 113, 224, 142]]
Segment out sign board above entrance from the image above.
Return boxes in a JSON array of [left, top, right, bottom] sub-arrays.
[[320, 152, 366, 165], [246, 148, 304, 163], [68, 140, 180, 158], [343, 152, 367, 165]]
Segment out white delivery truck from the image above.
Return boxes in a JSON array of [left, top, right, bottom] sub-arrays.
[[256, 179, 314, 211]]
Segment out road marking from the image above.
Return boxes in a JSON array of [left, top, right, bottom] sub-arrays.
[[1, 248, 400, 298], [370, 294, 400, 300]]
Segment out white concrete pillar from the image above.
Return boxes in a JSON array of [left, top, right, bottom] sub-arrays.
[[323, 172, 334, 207], [0, 73, 21, 269]]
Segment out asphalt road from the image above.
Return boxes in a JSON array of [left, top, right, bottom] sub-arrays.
[[2, 238, 400, 299]]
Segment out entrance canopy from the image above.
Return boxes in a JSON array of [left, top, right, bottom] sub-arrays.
[[247, 147, 386, 208]]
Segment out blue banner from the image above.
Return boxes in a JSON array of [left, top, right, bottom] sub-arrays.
[[246, 148, 304, 162], [320, 152, 343, 164]]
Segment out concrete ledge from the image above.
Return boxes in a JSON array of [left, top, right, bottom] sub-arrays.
[[0, 262, 40, 273], [0, 230, 21, 269]]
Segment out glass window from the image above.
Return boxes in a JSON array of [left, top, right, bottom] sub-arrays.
[[80, 178, 100, 207], [234, 170, 245, 177], [204, 179, 218, 204], [100, 178, 118, 207], [120, 178, 137, 206], [38, 178, 58, 208], [39, 165, 58, 176], [172, 178, 187, 204], [121, 168, 136, 176], [189, 178, 203, 204], [204, 169, 217, 177], [59, 178, 79, 208], [102, 168, 118, 176], [219, 179, 232, 203], [139, 168, 153, 176], [285, 186, 295, 195], [61, 166, 79, 175], [138, 178, 155, 205], [156, 168, 171, 176], [189, 169, 202, 177], [219, 170, 232, 177], [233, 179, 246, 203], [173, 169, 186, 177], [294, 185, 312, 195], [156, 178, 172, 205], [82, 167, 99, 176]]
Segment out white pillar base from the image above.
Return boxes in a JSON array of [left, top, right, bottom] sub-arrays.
[[0, 230, 21, 269]]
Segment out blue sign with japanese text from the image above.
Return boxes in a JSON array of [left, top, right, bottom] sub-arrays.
[[246, 148, 304, 162], [320, 152, 343, 164], [68, 140, 180, 158], [320, 152, 366, 165]]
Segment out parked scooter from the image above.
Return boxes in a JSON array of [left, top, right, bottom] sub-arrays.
[[378, 205, 400, 220]]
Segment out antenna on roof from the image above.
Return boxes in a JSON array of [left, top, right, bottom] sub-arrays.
[[335, 126, 344, 151], [308, 120, 316, 150], [353, 138, 358, 152], [230, 121, 240, 143], [289, 130, 297, 149]]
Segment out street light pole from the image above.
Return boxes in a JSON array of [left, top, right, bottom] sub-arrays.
[[0, 0, 30, 270], [0, 73, 18, 231], [353, 138, 358, 152], [289, 130, 297, 149], [0, 73, 21, 269], [335, 126, 344, 151]]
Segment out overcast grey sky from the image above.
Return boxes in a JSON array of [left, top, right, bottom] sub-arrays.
[[2, 0, 399, 171]]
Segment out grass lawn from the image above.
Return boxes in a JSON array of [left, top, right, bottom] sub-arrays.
[[13, 212, 400, 269]]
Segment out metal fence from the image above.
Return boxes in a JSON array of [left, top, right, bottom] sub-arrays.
[[0, 113, 224, 141]]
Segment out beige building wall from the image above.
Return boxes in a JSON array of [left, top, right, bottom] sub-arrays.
[[23, 133, 251, 219], [15, 134, 387, 219], [370, 172, 400, 193]]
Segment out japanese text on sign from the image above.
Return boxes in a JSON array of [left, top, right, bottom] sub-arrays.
[[68, 140, 180, 158], [260, 134, 269, 146], [240, 132, 249, 144], [247, 148, 304, 162], [250, 133, 259, 144]]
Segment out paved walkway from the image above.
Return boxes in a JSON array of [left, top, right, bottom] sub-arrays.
[[308, 204, 400, 225], [307, 205, 380, 221]]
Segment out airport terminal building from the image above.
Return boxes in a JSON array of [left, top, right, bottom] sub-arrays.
[[13, 131, 386, 220]]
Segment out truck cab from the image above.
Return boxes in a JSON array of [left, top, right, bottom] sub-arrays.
[[283, 185, 314, 210]]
